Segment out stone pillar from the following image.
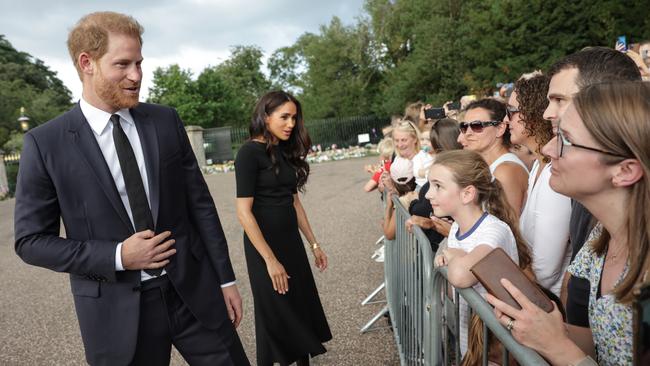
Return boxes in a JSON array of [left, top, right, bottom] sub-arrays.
[[0, 151, 8, 198], [185, 126, 206, 168]]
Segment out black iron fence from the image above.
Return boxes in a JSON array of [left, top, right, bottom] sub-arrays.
[[203, 115, 389, 163], [1, 115, 391, 197], [3, 152, 20, 197]]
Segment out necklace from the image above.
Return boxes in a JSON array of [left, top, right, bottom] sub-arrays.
[[607, 241, 628, 263]]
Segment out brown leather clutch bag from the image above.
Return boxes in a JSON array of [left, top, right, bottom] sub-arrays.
[[470, 247, 554, 313]]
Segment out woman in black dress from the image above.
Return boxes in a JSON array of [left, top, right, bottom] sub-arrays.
[[235, 91, 332, 366]]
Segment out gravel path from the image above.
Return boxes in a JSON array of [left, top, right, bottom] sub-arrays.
[[0, 155, 399, 365]]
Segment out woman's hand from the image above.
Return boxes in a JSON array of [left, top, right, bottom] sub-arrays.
[[431, 216, 453, 236], [406, 215, 435, 232], [381, 171, 394, 192], [434, 254, 447, 267], [385, 190, 394, 209], [313, 247, 328, 272], [265, 258, 290, 295], [486, 278, 576, 360], [442, 248, 466, 262]]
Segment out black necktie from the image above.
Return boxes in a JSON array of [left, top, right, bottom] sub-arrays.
[[111, 114, 161, 276]]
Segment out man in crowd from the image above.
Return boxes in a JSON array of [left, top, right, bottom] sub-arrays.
[[14, 11, 249, 365], [543, 46, 641, 327]]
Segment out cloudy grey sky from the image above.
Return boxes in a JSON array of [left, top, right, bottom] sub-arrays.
[[1, 0, 365, 101]]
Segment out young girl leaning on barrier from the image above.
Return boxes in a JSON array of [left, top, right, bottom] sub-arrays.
[[426, 149, 534, 361], [382, 156, 418, 240]]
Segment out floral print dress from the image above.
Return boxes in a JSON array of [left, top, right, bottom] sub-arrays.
[[567, 225, 632, 365]]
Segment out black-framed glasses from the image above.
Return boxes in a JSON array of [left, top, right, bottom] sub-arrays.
[[557, 127, 629, 158], [459, 120, 502, 134], [506, 105, 520, 120]]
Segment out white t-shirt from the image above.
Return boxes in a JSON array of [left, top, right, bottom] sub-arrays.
[[411, 150, 434, 187], [447, 213, 519, 356], [519, 160, 572, 296]]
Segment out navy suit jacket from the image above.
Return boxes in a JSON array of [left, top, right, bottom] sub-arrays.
[[14, 102, 236, 366]]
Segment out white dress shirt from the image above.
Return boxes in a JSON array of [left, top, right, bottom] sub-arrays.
[[80, 98, 163, 282], [79, 98, 234, 287]]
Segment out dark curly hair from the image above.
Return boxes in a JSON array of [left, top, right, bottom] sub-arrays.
[[249, 91, 311, 192], [513, 72, 551, 160]]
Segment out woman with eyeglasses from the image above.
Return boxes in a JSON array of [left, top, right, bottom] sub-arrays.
[[506, 71, 572, 298], [488, 81, 650, 365], [458, 98, 529, 214]]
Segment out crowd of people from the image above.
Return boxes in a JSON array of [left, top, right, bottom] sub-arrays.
[[365, 45, 650, 365], [12, 8, 650, 366]]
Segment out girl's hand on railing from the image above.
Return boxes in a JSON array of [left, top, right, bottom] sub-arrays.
[[434, 254, 447, 267], [442, 248, 466, 262], [385, 191, 394, 208], [430, 216, 453, 236], [406, 215, 434, 232], [405, 218, 415, 232]]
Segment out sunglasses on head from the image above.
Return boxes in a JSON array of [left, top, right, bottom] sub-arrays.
[[505, 105, 520, 120], [459, 120, 502, 134]]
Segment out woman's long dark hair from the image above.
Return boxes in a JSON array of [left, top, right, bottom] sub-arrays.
[[249, 90, 312, 191]]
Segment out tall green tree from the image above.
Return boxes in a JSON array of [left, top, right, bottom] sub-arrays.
[[148, 0, 650, 124], [213, 45, 271, 126], [147, 46, 269, 127], [269, 17, 383, 119], [459, 0, 650, 94], [147, 64, 205, 125], [0, 35, 72, 148], [271, 0, 650, 118]]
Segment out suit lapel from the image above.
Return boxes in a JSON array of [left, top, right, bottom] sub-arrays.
[[67, 104, 134, 232], [131, 107, 160, 228]]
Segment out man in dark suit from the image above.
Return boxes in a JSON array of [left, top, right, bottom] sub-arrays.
[[14, 11, 249, 366]]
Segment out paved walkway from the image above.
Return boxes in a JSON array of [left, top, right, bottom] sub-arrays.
[[0, 156, 399, 365]]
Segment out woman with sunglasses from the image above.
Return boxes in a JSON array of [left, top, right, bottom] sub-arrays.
[[488, 81, 650, 365], [506, 71, 572, 298], [458, 98, 529, 214]]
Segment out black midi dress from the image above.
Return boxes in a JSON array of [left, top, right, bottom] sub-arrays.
[[234, 141, 332, 366]]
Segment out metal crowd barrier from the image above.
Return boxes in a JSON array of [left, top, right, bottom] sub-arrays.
[[385, 194, 549, 366]]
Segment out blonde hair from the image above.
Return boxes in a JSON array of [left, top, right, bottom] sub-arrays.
[[377, 138, 394, 158], [573, 81, 650, 303], [392, 119, 422, 154], [433, 150, 532, 269], [67, 12, 144, 79]]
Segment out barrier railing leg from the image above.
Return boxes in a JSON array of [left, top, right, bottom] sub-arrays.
[[361, 282, 386, 305], [360, 305, 390, 333]]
